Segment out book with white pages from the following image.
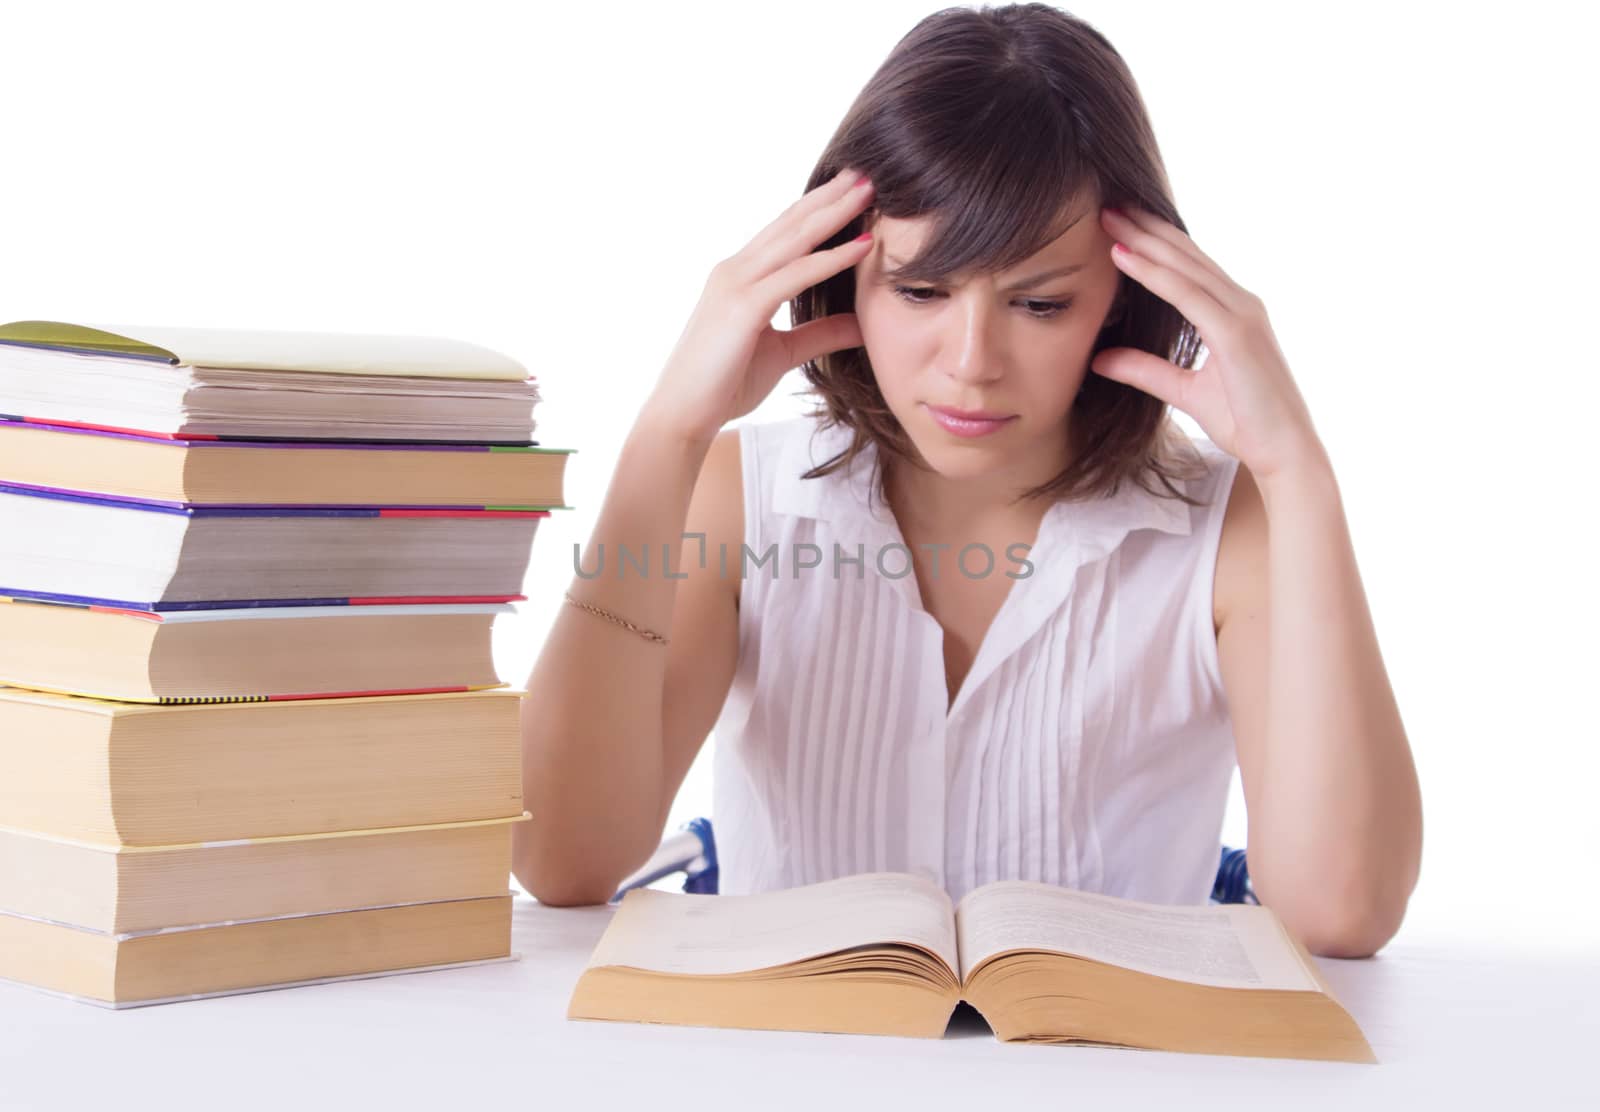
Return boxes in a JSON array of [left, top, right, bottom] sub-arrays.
[[0, 320, 541, 442], [0, 483, 545, 611]]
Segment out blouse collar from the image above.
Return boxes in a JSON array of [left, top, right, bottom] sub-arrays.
[[770, 416, 1196, 563], [768, 416, 1206, 721]]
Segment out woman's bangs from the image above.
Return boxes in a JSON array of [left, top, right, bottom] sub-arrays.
[[876, 103, 1097, 285]]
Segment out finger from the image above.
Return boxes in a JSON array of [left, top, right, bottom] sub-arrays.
[[1110, 242, 1242, 345], [1090, 347, 1192, 410], [1100, 206, 1248, 313], [751, 229, 873, 310], [743, 173, 875, 283], [1106, 204, 1231, 279], [740, 166, 866, 268], [779, 312, 864, 368]]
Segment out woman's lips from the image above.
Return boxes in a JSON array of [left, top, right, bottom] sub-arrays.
[[924, 403, 1017, 438]]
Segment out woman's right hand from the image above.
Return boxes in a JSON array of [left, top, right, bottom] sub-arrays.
[[641, 166, 878, 447]]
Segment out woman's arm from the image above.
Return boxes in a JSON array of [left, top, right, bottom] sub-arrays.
[[1215, 454, 1423, 958], [1089, 202, 1422, 957], [514, 165, 879, 906], [513, 419, 740, 907]]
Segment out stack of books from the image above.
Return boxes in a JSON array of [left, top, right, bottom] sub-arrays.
[[0, 320, 571, 1007]]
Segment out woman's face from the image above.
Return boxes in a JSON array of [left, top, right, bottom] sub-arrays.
[[853, 199, 1123, 485]]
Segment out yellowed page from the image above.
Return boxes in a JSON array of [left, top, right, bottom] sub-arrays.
[[0, 320, 527, 380], [955, 880, 1315, 991], [584, 872, 958, 978]]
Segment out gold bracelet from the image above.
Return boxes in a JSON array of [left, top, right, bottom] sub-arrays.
[[563, 590, 670, 646]]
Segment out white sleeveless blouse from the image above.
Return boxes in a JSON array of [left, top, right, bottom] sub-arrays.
[[711, 415, 1241, 906]]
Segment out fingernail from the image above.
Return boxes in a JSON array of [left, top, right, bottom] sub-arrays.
[[853, 232, 873, 243]]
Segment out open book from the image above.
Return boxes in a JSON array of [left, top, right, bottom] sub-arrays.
[[567, 872, 1376, 1063]]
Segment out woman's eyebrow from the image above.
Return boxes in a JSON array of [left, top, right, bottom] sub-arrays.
[[882, 254, 1086, 291], [1000, 262, 1086, 291]]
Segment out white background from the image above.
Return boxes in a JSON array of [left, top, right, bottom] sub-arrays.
[[3, 0, 1595, 954]]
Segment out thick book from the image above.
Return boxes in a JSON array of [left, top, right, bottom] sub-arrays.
[[0, 320, 541, 442], [568, 872, 1377, 1064], [0, 893, 515, 1008], [0, 596, 513, 702], [0, 484, 545, 609], [0, 686, 525, 845], [0, 418, 572, 508], [0, 813, 530, 934]]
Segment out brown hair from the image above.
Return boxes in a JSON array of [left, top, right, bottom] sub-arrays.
[[790, 2, 1209, 514]]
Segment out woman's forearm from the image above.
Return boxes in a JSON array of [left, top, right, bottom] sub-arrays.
[[513, 412, 715, 905], [1249, 459, 1423, 957]]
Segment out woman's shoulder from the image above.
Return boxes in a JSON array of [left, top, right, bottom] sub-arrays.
[[735, 413, 854, 509], [737, 413, 834, 465], [1156, 422, 1240, 508], [729, 416, 795, 512], [698, 414, 833, 568]]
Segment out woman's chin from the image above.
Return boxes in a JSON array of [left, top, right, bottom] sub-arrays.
[[907, 439, 1010, 480]]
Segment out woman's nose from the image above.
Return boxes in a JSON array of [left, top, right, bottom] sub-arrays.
[[942, 295, 1004, 384]]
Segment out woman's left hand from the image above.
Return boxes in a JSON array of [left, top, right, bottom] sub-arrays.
[[1089, 205, 1328, 483]]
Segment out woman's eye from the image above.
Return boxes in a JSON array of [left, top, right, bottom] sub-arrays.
[[1022, 298, 1073, 319], [892, 285, 1073, 319]]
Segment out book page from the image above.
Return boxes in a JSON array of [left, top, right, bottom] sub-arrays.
[[57, 321, 530, 380], [583, 872, 958, 978], [955, 881, 1316, 991]]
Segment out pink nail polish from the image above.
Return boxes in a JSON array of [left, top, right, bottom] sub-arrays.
[[853, 232, 873, 243]]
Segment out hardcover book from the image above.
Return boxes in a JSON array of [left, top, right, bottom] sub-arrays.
[[0, 418, 572, 507], [0, 320, 541, 441], [0, 483, 546, 609]]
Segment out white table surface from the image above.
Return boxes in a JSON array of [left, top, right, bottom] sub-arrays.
[[2, 894, 1595, 1111]]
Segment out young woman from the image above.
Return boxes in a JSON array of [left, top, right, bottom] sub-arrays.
[[516, 3, 1421, 958]]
